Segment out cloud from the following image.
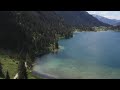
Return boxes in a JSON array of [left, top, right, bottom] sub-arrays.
[[87, 11, 120, 20]]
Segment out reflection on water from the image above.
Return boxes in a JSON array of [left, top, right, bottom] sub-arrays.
[[33, 31, 120, 79]]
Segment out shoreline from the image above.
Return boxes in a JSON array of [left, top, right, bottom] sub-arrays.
[[31, 30, 109, 79], [32, 71, 57, 79], [31, 45, 64, 79], [31, 30, 120, 79]]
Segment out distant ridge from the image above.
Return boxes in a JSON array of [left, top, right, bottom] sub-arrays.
[[55, 11, 110, 27], [92, 14, 120, 26], [114, 22, 120, 26]]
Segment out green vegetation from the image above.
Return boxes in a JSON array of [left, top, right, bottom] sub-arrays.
[[110, 25, 120, 31], [93, 26, 108, 31], [5, 70, 10, 79], [0, 51, 18, 79], [0, 11, 73, 79], [74, 26, 120, 32], [18, 60, 28, 79], [0, 50, 40, 79], [0, 11, 116, 79], [0, 61, 4, 78]]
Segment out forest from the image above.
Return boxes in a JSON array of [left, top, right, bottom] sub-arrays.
[[0, 11, 119, 79], [0, 11, 73, 79]]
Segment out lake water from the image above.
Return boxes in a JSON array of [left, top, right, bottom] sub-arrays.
[[33, 31, 120, 79]]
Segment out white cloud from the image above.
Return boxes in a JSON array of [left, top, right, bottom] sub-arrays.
[[87, 11, 120, 20]]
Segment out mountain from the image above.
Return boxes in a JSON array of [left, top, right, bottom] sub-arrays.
[[55, 11, 109, 27], [92, 14, 120, 25], [0, 11, 111, 63], [114, 22, 120, 26], [0, 11, 73, 60]]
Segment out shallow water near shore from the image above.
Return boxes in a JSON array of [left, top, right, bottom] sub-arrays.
[[33, 31, 120, 79]]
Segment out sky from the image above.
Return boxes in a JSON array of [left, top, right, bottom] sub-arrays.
[[87, 11, 120, 20]]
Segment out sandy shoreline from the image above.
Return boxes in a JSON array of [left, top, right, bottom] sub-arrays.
[[32, 71, 57, 79]]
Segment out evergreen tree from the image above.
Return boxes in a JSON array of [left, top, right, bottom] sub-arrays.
[[18, 60, 28, 79], [55, 42, 59, 49], [5, 70, 10, 79], [26, 53, 33, 70]]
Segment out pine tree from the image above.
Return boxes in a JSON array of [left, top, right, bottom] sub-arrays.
[[26, 53, 32, 70], [5, 70, 10, 79], [18, 60, 28, 79], [55, 42, 59, 49]]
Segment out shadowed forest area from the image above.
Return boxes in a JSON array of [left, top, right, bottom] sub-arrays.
[[0, 11, 120, 79]]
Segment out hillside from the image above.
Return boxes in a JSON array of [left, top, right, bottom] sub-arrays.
[[55, 11, 109, 27], [0, 11, 110, 62], [0, 11, 73, 62], [0, 11, 112, 79], [114, 22, 120, 26], [1, 11, 109, 58], [92, 14, 120, 25]]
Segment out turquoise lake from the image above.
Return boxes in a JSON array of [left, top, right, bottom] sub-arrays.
[[33, 31, 120, 79]]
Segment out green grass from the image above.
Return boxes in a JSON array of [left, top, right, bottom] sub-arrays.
[[0, 51, 18, 79], [0, 50, 40, 79]]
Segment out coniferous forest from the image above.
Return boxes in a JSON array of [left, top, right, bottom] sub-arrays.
[[0, 11, 73, 79], [0, 11, 73, 60], [0, 11, 120, 79]]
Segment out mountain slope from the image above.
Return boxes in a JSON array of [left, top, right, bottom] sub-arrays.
[[0, 11, 111, 63], [114, 22, 120, 26], [92, 14, 120, 25], [0, 11, 73, 61], [55, 11, 109, 27]]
